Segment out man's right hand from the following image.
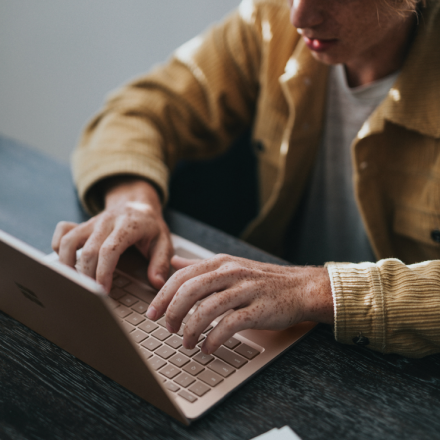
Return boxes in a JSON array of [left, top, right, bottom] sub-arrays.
[[51, 178, 173, 293]]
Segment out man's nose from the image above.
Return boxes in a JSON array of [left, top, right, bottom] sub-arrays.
[[290, 0, 324, 30]]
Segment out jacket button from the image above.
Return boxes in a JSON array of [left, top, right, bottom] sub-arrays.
[[254, 141, 265, 152], [431, 230, 440, 243], [352, 333, 370, 346]]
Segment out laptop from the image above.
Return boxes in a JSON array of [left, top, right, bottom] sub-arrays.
[[0, 229, 316, 425]]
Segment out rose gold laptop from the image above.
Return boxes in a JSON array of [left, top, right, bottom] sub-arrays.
[[0, 229, 316, 425]]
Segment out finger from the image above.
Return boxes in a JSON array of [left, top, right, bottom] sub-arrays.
[[147, 232, 174, 290], [147, 255, 227, 321], [150, 267, 229, 330], [182, 288, 247, 349], [201, 308, 258, 355], [76, 217, 114, 279], [58, 222, 94, 267], [52, 221, 78, 253], [171, 255, 201, 271], [95, 225, 142, 292]]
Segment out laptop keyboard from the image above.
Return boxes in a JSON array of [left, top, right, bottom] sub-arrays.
[[109, 273, 261, 404]]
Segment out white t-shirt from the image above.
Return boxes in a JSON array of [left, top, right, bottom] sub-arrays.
[[286, 64, 399, 265]]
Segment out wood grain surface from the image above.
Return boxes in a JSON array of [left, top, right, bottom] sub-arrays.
[[1, 134, 440, 440]]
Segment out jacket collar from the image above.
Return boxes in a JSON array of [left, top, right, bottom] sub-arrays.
[[364, 0, 440, 139]]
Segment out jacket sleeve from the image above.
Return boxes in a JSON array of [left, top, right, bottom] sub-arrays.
[[72, 2, 265, 214], [326, 258, 440, 358]]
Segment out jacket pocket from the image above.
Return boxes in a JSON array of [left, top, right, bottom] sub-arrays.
[[394, 206, 440, 248]]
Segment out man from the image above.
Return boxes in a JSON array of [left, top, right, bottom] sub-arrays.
[[52, 0, 440, 358]]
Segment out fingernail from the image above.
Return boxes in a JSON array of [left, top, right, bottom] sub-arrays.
[[166, 323, 175, 333], [156, 274, 165, 285], [146, 306, 157, 320]]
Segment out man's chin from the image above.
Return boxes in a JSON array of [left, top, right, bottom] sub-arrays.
[[309, 50, 344, 66]]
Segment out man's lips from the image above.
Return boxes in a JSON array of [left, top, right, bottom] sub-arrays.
[[303, 36, 338, 52]]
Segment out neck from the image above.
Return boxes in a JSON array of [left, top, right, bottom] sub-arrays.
[[345, 14, 417, 87]]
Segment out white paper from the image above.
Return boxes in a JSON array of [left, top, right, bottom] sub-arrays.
[[250, 426, 302, 440]]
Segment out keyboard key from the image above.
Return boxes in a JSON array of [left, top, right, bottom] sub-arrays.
[[147, 356, 166, 371], [224, 337, 241, 350], [159, 364, 180, 379], [165, 382, 180, 392], [166, 335, 183, 349], [183, 314, 191, 324], [189, 381, 211, 397], [178, 390, 197, 403], [214, 346, 247, 369], [193, 352, 214, 366], [177, 326, 184, 336], [157, 316, 168, 327], [115, 305, 132, 319], [183, 362, 204, 376], [110, 287, 126, 300], [130, 329, 149, 343], [141, 338, 162, 352], [121, 321, 135, 333], [113, 276, 130, 288], [235, 343, 260, 360], [152, 328, 171, 341], [198, 370, 223, 388], [119, 294, 138, 307], [208, 359, 235, 378], [138, 320, 158, 334], [169, 353, 190, 368], [155, 345, 176, 360], [125, 312, 145, 326], [179, 346, 199, 357], [174, 373, 196, 388], [107, 298, 120, 309], [139, 348, 153, 360], [132, 301, 149, 314], [123, 283, 156, 304]]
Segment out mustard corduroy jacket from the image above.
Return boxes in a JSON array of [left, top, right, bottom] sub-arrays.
[[73, 0, 440, 358]]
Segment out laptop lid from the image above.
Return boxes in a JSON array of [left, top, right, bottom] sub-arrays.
[[0, 230, 187, 424]]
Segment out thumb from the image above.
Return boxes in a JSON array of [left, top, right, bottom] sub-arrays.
[[171, 255, 201, 270]]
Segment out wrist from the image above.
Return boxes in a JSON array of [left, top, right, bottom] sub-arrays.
[[301, 266, 334, 324], [104, 177, 162, 212]]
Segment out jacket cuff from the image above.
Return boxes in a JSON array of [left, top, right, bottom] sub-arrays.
[[325, 261, 386, 353], [72, 148, 169, 215]]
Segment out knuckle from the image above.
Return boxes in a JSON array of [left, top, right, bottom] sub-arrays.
[[214, 253, 230, 263], [99, 242, 117, 258], [81, 247, 99, 262], [59, 234, 73, 250], [56, 221, 69, 232]]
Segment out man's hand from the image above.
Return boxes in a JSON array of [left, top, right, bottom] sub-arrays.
[[146, 254, 334, 355], [52, 178, 173, 292]]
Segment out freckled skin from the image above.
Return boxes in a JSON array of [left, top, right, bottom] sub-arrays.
[[52, 178, 173, 292], [52, 0, 416, 355], [288, 0, 416, 86], [149, 254, 333, 355]]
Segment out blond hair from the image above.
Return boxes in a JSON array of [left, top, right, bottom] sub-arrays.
[[384, 0, 427, 14]]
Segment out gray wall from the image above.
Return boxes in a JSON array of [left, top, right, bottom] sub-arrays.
[[0, 1, 239, 162]]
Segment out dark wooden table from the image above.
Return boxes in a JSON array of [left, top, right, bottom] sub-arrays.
[[1, 134, 440, 440]]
